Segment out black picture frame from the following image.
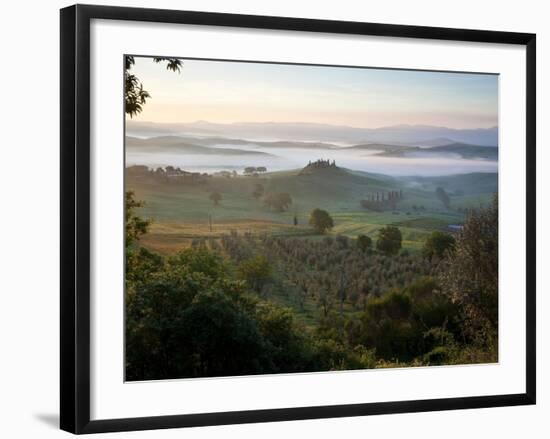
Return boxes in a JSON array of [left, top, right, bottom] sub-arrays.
[[60, 4, 536, 434]]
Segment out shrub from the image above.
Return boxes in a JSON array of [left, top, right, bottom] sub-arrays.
[[357, 234, 373, 252], [309, 208, 334, 234], [237, 255, 272, 293], [422, 231, 455, 260], [376, 226, 402, 255]]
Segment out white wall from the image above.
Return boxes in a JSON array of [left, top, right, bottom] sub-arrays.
[[0, 0, 546, 437]]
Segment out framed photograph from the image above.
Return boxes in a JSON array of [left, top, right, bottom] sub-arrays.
[[60, 4, 536, 434]]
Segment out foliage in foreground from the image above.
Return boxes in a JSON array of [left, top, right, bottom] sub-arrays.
[[422, 231, 455, 260], [125, 246, 375, 380], [125, 193, 499, 380], [439, 194, 498, 344]]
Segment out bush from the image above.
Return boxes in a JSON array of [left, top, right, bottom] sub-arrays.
[[263, 192, 292, 211], [376, 226, 402, 255], [435, 187, 450, 209], [311, 339, 376, 371], [439, 194, 498, 339], [255, 302, 314, 372], [237, 255, 272, 293], [309, 208, 334, 234], [359, 290, 421, 361], [422, 231, 455, 260], [209, 191, 222, 205], [357, 234, 373, 252], [126, 251, 316, 380], [169, 247, 226, 280]]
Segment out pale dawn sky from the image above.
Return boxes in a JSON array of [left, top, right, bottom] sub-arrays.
[[128, 56, 498, 130]]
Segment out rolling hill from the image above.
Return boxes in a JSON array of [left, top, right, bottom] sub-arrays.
[[342, 143, 412, 153], [126, 134, 497, 163], [427, 143, 498, 159], [125, 162, 497, 254], [399, 172, 498, 195], [344, 141, 496, 160], [377, 142, 498, 160], [125, 136, 274, 156]]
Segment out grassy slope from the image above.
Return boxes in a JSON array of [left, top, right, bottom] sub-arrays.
[[126, 135, 273, 156], [128, 166, 495, 254]]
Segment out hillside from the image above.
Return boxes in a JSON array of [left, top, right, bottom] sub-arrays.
[[127, 162, 497, 211], [265, 163, 395, 209], [428, 143, 498, 159], [126, 162, 497, 256], [126, 134, 498, 165], [128, 134, 340, 150], [406, 137, 457, 147], [375, 142, 498, 160], [399, 172, 498, 195], [125, 136, 274, 156], [342, 143, 412, 153]]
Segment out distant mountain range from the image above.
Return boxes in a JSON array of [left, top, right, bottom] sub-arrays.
[[126, 120, 498, 146], [125, 136, 274, 157], [127, 134, 497, 162], [126, 136, 498, 160]]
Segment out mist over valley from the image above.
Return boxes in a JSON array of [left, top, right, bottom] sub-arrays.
[[125, 127, 498, 177]]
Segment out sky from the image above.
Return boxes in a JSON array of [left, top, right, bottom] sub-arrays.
[[128, 56, 498, 130]]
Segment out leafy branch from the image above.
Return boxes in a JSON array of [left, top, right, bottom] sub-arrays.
[[124, 56, 183, 118]]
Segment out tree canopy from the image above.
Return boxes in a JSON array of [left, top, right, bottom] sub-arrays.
[[440, 194, 498, 339], [125, 190, 150, 248], [376, 226, 402, 255], [435, 186, 451, 209], [309, 208, 334, 234], [209, 191, 222, 206], [356, 234, 373, 252], [237, 255, 272, 293], [423, 231, 455, 260], [263, 192, 292, 212], [252, 183, 264, 200]]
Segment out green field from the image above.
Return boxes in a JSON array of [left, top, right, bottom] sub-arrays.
[[127, 165, 496, 255]]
